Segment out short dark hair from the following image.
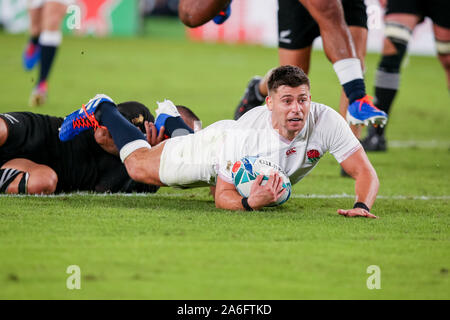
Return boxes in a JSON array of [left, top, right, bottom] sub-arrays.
[[176, 105, 201, 130], [267, 65, 310, 94], [117, 101, 154, 133]]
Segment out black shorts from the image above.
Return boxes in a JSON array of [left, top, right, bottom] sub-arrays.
[[0, 112, 63, 168], [386, 0, 450, 29], [278, 0, 368, 50]]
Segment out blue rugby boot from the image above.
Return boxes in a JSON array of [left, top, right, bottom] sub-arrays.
[[213, 1, 232, 24], [346, 95, 388, 127], [155, 99, 193, 138], [59, 94, 114, 142], [23, 41, 41, 71], [234, 76, 264, 120]]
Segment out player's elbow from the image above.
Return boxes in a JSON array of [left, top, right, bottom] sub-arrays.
[[179, 11, 205, 28], [215, 196, 226, 210], [178, 0, 220, 28], [214, 195, 236, 211]]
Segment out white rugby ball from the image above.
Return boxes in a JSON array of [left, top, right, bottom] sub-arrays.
[[231, 156, 291, 206]]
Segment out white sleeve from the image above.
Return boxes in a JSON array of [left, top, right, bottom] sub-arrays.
[[320, 108, 362, 163]]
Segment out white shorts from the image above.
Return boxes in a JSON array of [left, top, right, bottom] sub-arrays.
[[28, 0, 75, 9], [159, 134, 219, 188]]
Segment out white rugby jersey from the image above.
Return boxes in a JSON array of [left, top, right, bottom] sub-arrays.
[[215, 102, 361, 185], [162, 102, 361, 187]]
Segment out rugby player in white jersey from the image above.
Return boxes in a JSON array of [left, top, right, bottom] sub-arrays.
[[59, 65, 379, 218]]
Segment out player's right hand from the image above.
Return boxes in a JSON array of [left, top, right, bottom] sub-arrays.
[[247, 173, 286, 210], [145, 121, 166, 146]]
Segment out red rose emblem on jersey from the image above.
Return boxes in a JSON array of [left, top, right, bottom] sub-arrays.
[[307, 149, 321, 163]]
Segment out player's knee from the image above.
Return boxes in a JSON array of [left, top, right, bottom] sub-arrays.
[[27, 169, 58, 194], [436, 41, 450, 71], [306, 0, 341, 22], [179, 12, 196, 28], [0, 118, 8, 147], [379, 23, 411, 73]]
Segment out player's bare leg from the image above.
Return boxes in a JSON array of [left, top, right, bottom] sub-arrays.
[[1, 158, 58, 194], [0, 118, 8, 147], [23, 7, 42, 71], [433, 24, 450, 90], [299, 0, 387, 126], [364, 13, 420, 151], [299, 0, 355, 63], [29, 6, 42, 37], [29, 1, 67, 107], [123, 142, 167, 187], [339, 26, 368, 139]]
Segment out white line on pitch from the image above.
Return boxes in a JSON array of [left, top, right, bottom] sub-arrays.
[[389, 140, 449, 149], [1, 192, 449, 200]]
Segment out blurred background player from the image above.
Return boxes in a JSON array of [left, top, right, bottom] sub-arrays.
[[230, 0, 388, 128], [362, 0, 450, 151], [23, 0, 72, 107], [234, 0, 369, 142]]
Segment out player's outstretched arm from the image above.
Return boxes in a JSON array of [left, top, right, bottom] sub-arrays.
[[179, 0, 231, 27], [339, 148, 379, 218], [215, 174, 285, 211]]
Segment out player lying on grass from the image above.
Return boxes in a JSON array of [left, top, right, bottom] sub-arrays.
[[59, 66, 379, 218], [0, 102, 199, 195]]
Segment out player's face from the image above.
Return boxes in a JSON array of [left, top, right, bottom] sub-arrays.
[[266, 84, 311, 140]]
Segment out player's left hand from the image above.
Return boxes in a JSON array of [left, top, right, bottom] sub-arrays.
[[337, 208, 378, 219], [145, 121, 166, 146]]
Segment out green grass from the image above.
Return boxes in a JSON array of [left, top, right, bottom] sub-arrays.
[[0, 21, 449, 299]]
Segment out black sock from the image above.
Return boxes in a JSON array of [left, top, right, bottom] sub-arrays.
[[342, 78, 366, 104], [164, 117, 194, 137], [96, 102, 146, 150], [39, 45, 57, 83], [31, 36, 39, 45], [373, 87, 397, 136]]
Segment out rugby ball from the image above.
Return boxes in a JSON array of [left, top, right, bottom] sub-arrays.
[[231, 156, 291, 206]]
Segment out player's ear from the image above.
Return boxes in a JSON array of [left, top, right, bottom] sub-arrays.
[[266, 95, 273, 111]]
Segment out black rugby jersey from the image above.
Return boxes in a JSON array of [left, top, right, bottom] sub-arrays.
[[0, 112, 158, 193]]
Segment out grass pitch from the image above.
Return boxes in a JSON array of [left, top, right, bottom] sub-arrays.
[[0, 20, 449, 299]]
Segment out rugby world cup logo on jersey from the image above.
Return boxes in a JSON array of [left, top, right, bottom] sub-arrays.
[[307, 149, 321, 163]]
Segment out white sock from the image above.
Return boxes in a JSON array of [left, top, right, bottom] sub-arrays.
[[333, 58, 363, 85], [120, 139, 151, 162]]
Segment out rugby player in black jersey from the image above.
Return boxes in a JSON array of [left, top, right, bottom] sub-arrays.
[[0, 102, 199, 195]]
